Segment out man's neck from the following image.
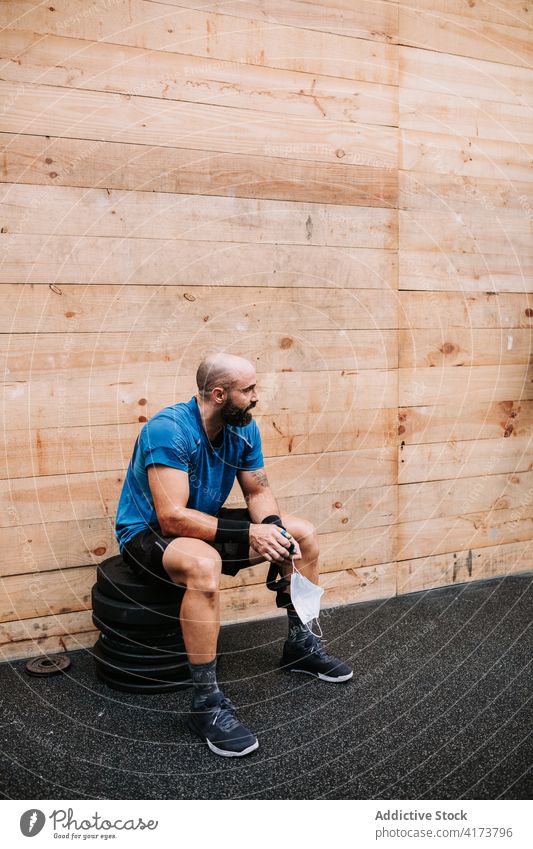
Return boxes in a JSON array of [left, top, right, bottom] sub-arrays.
[[196, 396, 223, 442]]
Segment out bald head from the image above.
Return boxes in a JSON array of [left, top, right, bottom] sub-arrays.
[[196, 353, 255, 398]]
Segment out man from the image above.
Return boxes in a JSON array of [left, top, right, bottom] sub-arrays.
[[115, 353, 352, 758]]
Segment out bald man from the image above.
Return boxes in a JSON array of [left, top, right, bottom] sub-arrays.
[[115, 354, 352, 757]]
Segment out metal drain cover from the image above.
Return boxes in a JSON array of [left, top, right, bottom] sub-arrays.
[[25, 654, 71, 677]]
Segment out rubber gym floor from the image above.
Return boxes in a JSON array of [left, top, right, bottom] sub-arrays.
[[0, 574, 531, 800]]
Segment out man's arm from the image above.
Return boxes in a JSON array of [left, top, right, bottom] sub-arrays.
[[237, 468, 280, 523], [238, 468, 302, 561], [148, 464, 295, 561], [147, 465, 218, 539]]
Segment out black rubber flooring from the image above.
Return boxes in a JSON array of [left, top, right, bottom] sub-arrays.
[[0, 574, 531, 800]]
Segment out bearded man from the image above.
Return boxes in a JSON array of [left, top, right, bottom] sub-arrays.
[[115, 353, 352, 757]]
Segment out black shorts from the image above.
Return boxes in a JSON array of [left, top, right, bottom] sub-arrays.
[[121, 507, 254, 588]]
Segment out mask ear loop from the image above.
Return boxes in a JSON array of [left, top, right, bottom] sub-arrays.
[[290, 557, 323, 639]]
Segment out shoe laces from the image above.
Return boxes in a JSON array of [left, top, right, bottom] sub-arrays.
[[210, 697, 241, 732], [306, 635, 333, 662]]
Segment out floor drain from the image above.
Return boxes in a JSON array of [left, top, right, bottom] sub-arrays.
[[25, 654, 71, 677]]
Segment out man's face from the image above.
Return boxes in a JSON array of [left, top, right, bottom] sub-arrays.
[[220, 373, 258, 427]]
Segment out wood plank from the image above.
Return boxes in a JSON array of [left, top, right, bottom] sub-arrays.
[[1, 284, 398, 333], [400, 171, 533, 214], [0, 29, 399, 128], [0, 518, 396, 579], [0, 566, 94, 623], [400, 209, 532, 256], [0, 629, 97, 663], [0, 449, 397, 529], [0, 608, 94, 647], [399, 399, 533, 444], [0, 184, 397, 249], [157, 0, 399, 42], [397, 539, 533, 597], [400, 291, 533, 329], [0, 79, 399, 167], [0, 0, 398, 85], [401, 87, 533, 143], [398, 505, 533, 559], [1, 368, 397, 430], [399, 436, 533, 483], [400, 45, 533, 106], [0, 133, 398, 208], [0, 518, 116, 576], [401, 128, 533, 182], [399, 6, 533, 68], [399, 251, 533, 293], [399, 364, 533, 406], [3, 329, 397, 379], [1, 407, 398, 479], [400, 0, 532, 30], [399, 328, 532, 367], [399, 471, 533, 521], [0, 240, 398, 291]]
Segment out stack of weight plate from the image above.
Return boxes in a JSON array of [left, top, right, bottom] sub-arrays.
[[92, 555, 190, 694]]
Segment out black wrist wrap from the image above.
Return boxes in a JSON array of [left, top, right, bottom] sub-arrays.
[[215, 517, 250, 544], [261, 514, 284, 527]]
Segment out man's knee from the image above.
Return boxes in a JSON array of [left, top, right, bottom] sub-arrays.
[[163, 539, 222, 593], [282, 515, 319, 554]]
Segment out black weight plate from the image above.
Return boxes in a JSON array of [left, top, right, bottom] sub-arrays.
[[98, 634, 185, 659], [93, 657, 189, 686], [92, 586, 181, 626], [97, 555, 183, 604], [99, 630, 185, 652], [95, 636, 186, 665], [95, 666, 190, 694], [92, 613, 183, 643], [25, 654, 71, 677], [92, 641, 189, 679]]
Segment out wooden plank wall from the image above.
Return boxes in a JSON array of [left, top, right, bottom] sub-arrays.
[[0, 0, 531, 662], [397, 0, 533, 593]]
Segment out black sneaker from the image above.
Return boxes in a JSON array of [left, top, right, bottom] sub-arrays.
[[281, 634, 353, 682], [186, 691, 259, 757]]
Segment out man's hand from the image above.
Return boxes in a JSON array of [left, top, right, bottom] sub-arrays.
[[249, 523, 301, 562]]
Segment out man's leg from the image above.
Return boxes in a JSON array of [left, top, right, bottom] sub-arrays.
[[162, 537, 222, 664], [247, 514, 353, 683], [161, 536, 259, 757]]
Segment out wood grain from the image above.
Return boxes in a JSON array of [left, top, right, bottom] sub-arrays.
[[0, 79, 399, 167], [399, 399, 533, 444], [1, 407, 398, 478], [0, 183, 397, 249], [0, 0, 398, 84], [397, 538, 533, 596], [0, 240, 398, 290], [0, 133, 398, 208], [0, 29, 398, 128]]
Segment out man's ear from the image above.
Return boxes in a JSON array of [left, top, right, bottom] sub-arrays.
[[212, 386, 226, 405]]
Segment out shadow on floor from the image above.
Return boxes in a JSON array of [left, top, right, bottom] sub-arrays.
[[0, 574, 531, 800]]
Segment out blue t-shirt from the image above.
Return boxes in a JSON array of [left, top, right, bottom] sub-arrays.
[[115, 396, 265, 549]]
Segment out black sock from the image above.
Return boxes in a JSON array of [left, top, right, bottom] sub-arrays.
[[189, 658, 220, 709], [287, 609, 310, 646]]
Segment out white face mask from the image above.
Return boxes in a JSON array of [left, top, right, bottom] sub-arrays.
[[290, 559, 324, 637]]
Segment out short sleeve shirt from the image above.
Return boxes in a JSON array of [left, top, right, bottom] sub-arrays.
[[115, 396, 264, 549]]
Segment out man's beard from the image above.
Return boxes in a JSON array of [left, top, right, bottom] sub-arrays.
[[221, 400, 256, 427]]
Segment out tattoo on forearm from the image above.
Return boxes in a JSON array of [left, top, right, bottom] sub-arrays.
[[252, 470, 269, 488]]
